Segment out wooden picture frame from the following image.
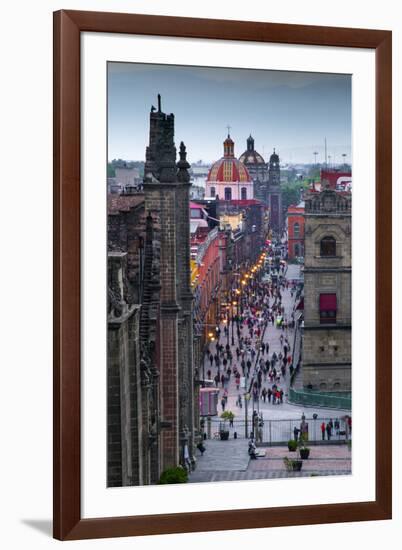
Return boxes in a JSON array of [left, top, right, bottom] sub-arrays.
[[53, 9, 392, 540]]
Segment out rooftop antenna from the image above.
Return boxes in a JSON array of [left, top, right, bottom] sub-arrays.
[[157, 94, 161, 112]]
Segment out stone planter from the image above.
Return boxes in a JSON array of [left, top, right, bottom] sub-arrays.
[[300, 448, 310, 460]]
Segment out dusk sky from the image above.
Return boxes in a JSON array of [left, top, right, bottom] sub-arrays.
[[108, 62, 351, 165]]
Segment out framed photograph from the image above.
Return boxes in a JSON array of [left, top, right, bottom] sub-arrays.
[[53, 10, 392, 540]]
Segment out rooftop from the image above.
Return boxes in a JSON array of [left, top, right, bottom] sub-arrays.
[[107, 193, 145, 215]]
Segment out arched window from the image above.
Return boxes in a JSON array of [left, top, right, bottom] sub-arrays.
[[210, 186, 215, 197], [320, 236, 336, 257], [241, 187, 247, 200], [224, 187, 232, 201], [294, 222, 300, 237]]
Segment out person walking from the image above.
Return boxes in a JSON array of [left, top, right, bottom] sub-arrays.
[[326, 422, 331, 440], [321, 421, 326, 440], [267, 388, 272, 403], [221, 397, 226, 412]]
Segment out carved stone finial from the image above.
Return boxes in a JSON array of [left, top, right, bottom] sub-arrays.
[[177, 141, 190, 183]]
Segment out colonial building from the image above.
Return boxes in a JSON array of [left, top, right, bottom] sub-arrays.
[[239, 137, 283, 235], [302, 182, 352, 392], [107, 96, 197, 487], [287, 201, 305, 260], [205, 134, 253, 201]]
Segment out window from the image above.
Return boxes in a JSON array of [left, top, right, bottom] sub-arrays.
[[320, 236, 336, 257], [224, 187, 232, 201], [294, 243, 300, 257], [210, 186, 215, 197], [319, 293, 337, 324], [294, 222, 300, 237], [241, 187, 247, 200]]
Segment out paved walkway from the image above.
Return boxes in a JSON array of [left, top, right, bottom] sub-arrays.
[[189, 440, 351, 483], [193, 439, 250, 472]]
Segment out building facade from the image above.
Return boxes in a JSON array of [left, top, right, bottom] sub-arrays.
[[287, 201, 305, 260], [107, 96, 197, 487], [302, 183, 352, 392]]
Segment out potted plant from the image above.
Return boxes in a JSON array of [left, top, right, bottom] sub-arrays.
[[283, 457, 303, 472], [299, 444, 310, 460], [220, 410, 235, 424], [158, 466, 188, 484], [219, 411, 234, 440], [218, 417, 230, 440], [298, 434, 310, 459], [287, 439, 298, 452]]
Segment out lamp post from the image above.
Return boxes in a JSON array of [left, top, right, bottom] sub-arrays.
[[203, 331, 215, 386], [231, 301, 237, 346], [223, 317, 229, 347], [244, 392, 251, 438]]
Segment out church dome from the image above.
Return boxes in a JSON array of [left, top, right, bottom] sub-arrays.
[[207, 134, 251, 183], [239, 135, 266, 165]]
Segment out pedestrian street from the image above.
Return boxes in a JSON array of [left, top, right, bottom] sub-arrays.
[[202, 262, 350, 440]]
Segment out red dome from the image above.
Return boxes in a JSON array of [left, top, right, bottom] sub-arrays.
[[207, 134, 251, 183], [207, 157, 251, 183]]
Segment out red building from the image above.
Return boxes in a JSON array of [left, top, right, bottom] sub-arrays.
[[191, 218, 224, 346], [320, 169, 352, 191], [287, 201, 305, 260]]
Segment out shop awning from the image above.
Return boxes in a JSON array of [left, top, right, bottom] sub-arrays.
[[319, 293, 337, 310]]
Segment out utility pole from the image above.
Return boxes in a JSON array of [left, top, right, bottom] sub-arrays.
[[313, 151, 318, 165], [324, 137, 328, 167], [342, 153, 347, 168]]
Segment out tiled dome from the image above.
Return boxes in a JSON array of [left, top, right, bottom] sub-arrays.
[[239, 135, 266, 166], [207, 135, 251, 183]]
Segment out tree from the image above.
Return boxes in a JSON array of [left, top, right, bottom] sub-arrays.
[[281, 181, 307, 210]]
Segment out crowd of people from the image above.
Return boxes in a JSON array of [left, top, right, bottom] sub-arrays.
[[204, 242, 302, 414]]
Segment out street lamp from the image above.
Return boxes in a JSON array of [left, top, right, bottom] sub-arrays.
[[231, 301, 237, 346], [244, 392, 251, 438]]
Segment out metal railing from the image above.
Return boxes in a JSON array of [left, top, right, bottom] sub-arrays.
[[288, 388, 352, 410], [208, 416, 351, 445]]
